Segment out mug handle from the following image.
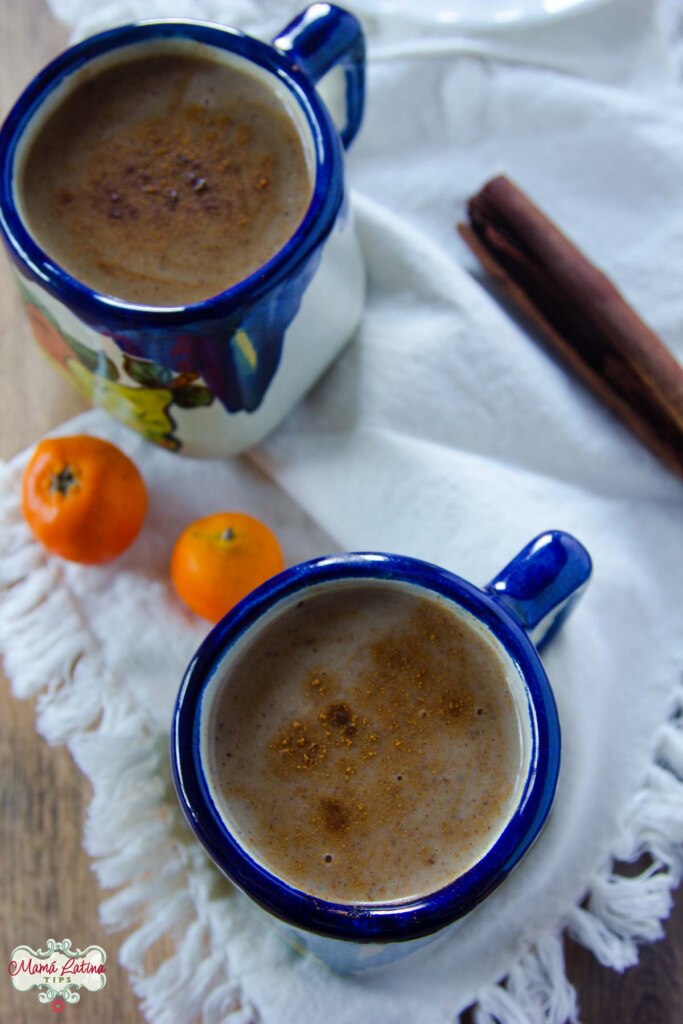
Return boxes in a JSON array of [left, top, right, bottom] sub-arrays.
[[272, 4, 365, 150], [485, 531, 592, 650]]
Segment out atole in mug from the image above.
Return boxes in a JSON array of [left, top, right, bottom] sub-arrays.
[[0, 6, 366, 456], [172, 532, 592, 972]]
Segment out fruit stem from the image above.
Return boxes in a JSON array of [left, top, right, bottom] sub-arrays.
[[50, 465, 78, 495]]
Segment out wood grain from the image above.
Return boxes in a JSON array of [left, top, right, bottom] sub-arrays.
[[0, 3, 681, 1023]]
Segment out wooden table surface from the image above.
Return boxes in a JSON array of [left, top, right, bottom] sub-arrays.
[[0, 2, 681, 1022]]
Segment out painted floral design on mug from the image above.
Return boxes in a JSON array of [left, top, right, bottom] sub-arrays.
[[22, 291, 214, 450], [96, 249, 320, 423]]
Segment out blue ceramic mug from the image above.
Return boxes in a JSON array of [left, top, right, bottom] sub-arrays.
[[0, 6, 365, 456], [172, 530, 591, 972]]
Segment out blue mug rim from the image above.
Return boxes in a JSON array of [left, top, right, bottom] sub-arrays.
[[0, 18, 344, 328], [171, 552, 561, 944]]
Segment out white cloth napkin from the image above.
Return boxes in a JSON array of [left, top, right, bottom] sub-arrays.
[[2, 1, 683, 1022]]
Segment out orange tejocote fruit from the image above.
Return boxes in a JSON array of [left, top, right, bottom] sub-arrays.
[[21, 435, 148, 564], [171, 512, 284, 623]]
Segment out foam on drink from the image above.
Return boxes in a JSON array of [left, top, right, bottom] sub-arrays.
[[207, 580, 527, 904]]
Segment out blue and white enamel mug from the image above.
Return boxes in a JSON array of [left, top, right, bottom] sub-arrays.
[[172, 530, 591, 972], [0, 6, 365, 456]]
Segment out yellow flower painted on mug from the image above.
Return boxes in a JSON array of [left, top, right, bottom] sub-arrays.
[[67, 359, 180, 450]]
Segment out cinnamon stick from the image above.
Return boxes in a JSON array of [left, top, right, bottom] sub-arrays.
[[458, 175, 683, 481]]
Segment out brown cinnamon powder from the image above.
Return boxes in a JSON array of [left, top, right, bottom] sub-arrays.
[[210, 582, 524, 903], [20, 53, 312, 306]]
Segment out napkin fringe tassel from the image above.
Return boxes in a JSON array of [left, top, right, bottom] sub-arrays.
[[471, 697, 683, 1024], [0, 461, 257, 1024], [1, 460, 682, 1024]]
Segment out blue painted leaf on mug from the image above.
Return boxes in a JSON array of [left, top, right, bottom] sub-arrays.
[[96, 249, 321, 416], [197, 250, 321, 413]]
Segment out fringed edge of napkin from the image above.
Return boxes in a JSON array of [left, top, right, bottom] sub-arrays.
[[0, 459, 256, 1024], [1, 455, 682, 1024]]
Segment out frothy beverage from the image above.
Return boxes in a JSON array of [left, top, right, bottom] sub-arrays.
[[207, 581, 525, 904], [18, 51, 313, 306]]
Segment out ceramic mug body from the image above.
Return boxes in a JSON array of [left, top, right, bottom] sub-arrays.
[[0, 7, 365, 456], [172, 531, 591, 972]]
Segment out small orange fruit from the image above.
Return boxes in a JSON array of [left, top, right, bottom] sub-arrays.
[[170, 512, 284, 623], [21, 434, 148, 564]]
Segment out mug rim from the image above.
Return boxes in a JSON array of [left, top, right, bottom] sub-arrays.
[[0, 18, 344, 327], [171, 551, 561, 944]]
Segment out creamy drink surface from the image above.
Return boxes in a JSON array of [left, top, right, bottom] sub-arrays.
[[19, 53, 313, 306], [209, 582, 525, 904]]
